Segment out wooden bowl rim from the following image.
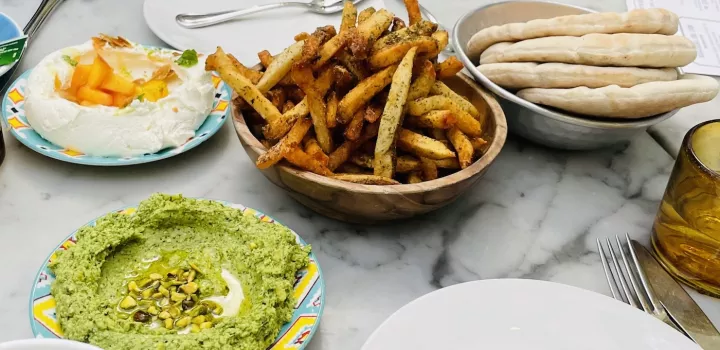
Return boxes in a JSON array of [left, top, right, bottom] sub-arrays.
[[232, 70, 508, 195]]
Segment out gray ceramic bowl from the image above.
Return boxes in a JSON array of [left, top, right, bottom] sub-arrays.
[[452, 0, 678, 150]]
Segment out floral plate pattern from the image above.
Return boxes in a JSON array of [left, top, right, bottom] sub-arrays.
[[1, 69, 232, 166], [29, 201, 324, 349]]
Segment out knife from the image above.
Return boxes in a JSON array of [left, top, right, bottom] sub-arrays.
[[0, 0, 64, 93], [632, 240, 720, 349]]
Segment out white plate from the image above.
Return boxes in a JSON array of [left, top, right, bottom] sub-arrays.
[[143, 0, 385, 64], [362, 279, 701, 350]]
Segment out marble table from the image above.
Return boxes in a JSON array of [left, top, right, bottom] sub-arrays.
[[1, 0, 719, 348]]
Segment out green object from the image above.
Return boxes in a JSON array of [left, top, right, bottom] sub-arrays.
[[49, 194, 310, 350], [0, 36, 27, 66], [62, 55, 78, 67], [175, 49, 198, 67]]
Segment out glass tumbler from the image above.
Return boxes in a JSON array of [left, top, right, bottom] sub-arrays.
[[652, 120, 720, 297]]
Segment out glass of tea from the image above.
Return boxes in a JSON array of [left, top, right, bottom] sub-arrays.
[[652, 119, 720, 297]]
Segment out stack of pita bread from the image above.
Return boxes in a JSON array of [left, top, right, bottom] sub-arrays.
[[466, 8, 719, 118]]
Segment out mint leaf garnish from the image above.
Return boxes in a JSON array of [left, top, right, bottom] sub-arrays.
[[175, 49, 198, 67]]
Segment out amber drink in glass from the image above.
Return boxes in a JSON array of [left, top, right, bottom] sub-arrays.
[[652, 120, 720, 297]]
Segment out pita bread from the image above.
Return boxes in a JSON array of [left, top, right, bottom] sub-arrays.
[[479, 34, 696, 68], [478, 42, 511, 64], [478, 62, 677, 89], [516, 74, 719, 118], [467, 8, 679, 59]]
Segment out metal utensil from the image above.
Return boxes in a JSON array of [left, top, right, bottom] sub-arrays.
[[0, 0, 64, 93], [176, 0, 364, 29], [632, 240, 720, 349], [452, 1, 678, 150], [597, 234, 685, 335]]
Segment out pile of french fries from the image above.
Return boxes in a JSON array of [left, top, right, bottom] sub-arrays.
[[206, 0, 489, 185]]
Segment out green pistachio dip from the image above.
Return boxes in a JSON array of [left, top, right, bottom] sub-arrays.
[[50, 194, 310, 350]]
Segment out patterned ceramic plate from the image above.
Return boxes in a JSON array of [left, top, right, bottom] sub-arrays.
[[1, 69, 231, 166], [29, 201, 325, 349]]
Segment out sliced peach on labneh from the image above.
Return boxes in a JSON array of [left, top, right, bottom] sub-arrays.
[[111, 92, 134, 108], [54, 75, 62, 90], [77, 86, 113, 106], [140, 80, 169, 102], [70, 64, 92, 93], [101, 73, 136, 95], [86, 56, 111, 88]]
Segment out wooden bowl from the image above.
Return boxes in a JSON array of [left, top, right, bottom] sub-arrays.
[[232, 72, 508, 223]]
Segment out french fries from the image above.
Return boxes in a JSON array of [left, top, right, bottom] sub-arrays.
[[408, 171, 423, 184], [435, 56, 464, 79], [340, 1, 357, 32], [373, 21, 438, 52], [345, 110, 365, 141], [282, 100, 296, 113], [285, 147, 334, 176], [264, 66, 334, 140], [207, 47, 282, 123], [329, 122, 379, 170], [406, 110, 456, 129], [304, 137, 330, 167], [419, 157, 439, 180], [430, 81, 481, 119], [425, 30, 449, 58], [330, 174, 400, 185], [407, 96, 482, 137], [403, 0, 422, 26], [357, 9, 394, 43], [470, 137, 488, 154], [256, 118, 312, 169], [258, 50, 273, 68], [339, 51, 369, 80], [357, 7, 376, 24], [369, 35, 438, 68], [294, 32, 310, 41], [446, 127, 473, 169], [392, 17, 407, 32], [264, 99, 309, 140], [374, 47, 417, 178], [350, 153, 374, 168], [397, 128, 455, 159], [326, 91, 338, 128], [313, 29, 354, 69], [363, 104, 382, 123], [227, 53, 262, 84], [256, 40, 304, 93], [407, 60, 436, 101], [267, 88, 286, 110], [338, 65, 397, 123], [291, 66, 333, 153], [337, 163, 367, 174], [212, 3, 492, 185]]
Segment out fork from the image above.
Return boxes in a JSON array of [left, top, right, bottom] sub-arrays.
[[176, 0, 365, 29], [597, 234, 687, 336]]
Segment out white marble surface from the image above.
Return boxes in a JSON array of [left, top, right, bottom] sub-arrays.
[[1, 0, 719, 349]]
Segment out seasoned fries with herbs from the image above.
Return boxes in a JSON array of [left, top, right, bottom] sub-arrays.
[[374, 47, 417, 178], [209, 1, 491, 185]]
